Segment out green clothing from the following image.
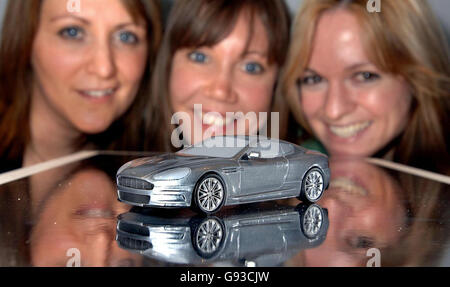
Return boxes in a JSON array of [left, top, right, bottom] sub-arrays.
[[299, 138, 328, 155]]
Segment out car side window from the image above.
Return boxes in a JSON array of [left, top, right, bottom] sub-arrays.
[[257, 140, 282, 159]]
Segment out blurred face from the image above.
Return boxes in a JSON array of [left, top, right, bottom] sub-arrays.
[[170, 11, 278, 144], [302, 158, 405, 267], [32, 0, 148, 134], [299, 9, 412, 157], [30, 169, 139, 267]]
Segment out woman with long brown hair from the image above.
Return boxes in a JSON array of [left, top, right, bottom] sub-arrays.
[[148, 0, 291, 148], [0, 0, 162, 173], [279, 0, 450, 173]]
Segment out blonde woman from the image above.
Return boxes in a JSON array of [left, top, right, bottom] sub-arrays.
[[279, 0, 450, 173]]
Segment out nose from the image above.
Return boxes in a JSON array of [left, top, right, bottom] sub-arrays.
[[323, 81, 355, 121], [84, 227, 113, 267], [205, 69, 237, 103], [86, 41, 116, 79]]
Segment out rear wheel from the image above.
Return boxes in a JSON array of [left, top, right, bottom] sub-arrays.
[[194, 174, 226, 214], [299, 167, 325, 203]]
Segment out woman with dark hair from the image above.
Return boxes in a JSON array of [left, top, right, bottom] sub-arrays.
[[279, 0, 450, 173], [0, 0, 163, 172], [148, 0, 291, 148]]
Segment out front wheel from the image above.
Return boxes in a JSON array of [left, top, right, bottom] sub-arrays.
[[194, 174, 226, 214], [299, 167, 325, 203], [192, 217, 225, 259]]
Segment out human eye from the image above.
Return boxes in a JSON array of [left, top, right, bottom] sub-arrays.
[[187, 51, 209, 64], [346, 235, 375, 250], [242, 62, 265, 75], [300, 74, 323, 86], [116, 30, 139, 45], [58, 26, 84, 40], [353, 71, 380, 83]]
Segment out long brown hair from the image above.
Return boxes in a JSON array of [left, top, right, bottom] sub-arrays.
[[0, 0, 162, 169], [279, 0, 450, 173], [146, 0, 291, 151]]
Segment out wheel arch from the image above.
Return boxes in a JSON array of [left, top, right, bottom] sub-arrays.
[[191, 170, 228, 209], [299, 165, 326, 203]]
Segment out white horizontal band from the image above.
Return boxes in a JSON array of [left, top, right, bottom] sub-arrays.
[[0, 150, 99, 186]]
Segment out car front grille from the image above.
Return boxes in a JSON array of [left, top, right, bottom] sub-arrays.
[[119, 191, 151, 205], [118, 221, 150, 237], [118, 176, 154, 190], [116, 235, 152, 251]]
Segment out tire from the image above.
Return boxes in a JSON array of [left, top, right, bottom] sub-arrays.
[[192, 217, 225, 259], [193, 174, 226, 214], [298, 167, 325, 203], [300, 204, 324, 239]]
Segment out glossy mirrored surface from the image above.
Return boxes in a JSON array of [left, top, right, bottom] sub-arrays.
[[0, 153, 448, 266]]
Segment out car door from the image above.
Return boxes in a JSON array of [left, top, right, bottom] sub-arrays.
[[238, 140, 288, 197]]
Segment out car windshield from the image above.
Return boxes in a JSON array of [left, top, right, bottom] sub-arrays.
[[177, 137, 248, 158]]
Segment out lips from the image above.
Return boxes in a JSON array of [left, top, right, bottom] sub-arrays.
[[194, 109, 242, 127], [329, 121, 372, 138], [74, 204, 115, 219], [75, 208, 115, 218], [78, 87, 118, 100], [330, 177, 368, 196]]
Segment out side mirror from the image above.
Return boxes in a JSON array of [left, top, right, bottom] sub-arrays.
[[248, 152, 260, 159], [240, 153, 249, 161]]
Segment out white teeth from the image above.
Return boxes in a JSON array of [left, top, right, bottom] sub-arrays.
[[329, 121, 371, 138], [330, 177, 368, 196], [199, 113, 237, 127], [203, 113, 224, 126], [84, 89, 115, 98], [76, 208, 114, 218]]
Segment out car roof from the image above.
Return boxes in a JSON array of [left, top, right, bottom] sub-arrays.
[[201, 135, 285, 144]]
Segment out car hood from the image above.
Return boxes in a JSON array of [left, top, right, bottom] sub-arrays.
[[117, 153, 215, 179]]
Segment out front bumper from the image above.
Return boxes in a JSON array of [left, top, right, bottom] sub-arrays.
[[117, 179, 194, 208]]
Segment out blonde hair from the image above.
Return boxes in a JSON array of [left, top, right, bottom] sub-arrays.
[[279, 0, 450, 172]]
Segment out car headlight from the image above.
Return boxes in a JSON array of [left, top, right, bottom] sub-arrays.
[[153, 168, 191, 181], [117, 161, 133, 175]]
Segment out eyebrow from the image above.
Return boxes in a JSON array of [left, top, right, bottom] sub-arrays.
[[50, 15, 142, 29], [344, 62, 373, 71], [303, 68, 319, 75], [50, 14, 91, 25], [241, 50, 268, 58], [304, 62, 373, 74]]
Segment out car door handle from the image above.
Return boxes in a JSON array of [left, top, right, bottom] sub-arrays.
[[221, 167, 243, 174]]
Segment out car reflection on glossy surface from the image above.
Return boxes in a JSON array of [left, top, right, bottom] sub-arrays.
[[115, 203, 329, 266], [116, 136, 330, 214]]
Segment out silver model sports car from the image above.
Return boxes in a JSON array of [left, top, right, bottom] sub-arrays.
[[116, 136, 330, 214]]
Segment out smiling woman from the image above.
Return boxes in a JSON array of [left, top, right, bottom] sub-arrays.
[[0, 0, 162, 172], [279, 0, 450, 173], [148, 0, 291, 147]]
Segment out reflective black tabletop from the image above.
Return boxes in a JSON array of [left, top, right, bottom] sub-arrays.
[[0, 153, 448, 267]]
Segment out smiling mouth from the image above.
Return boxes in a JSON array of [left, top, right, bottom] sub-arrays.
[[330, 177, 368, 196], [78, 88, 118, 99], [194, 110, 242, 127], [74, 207, 115, 219], [329, 121, 372, 138]]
